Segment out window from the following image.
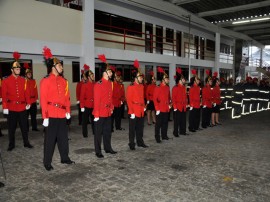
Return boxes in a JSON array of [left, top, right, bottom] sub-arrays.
[[166, 28, 174, 43], [94, 10, 142, 37], [220, 43, 230, 54], [72, 62, 80, 83], [206, 39, 215, 51]]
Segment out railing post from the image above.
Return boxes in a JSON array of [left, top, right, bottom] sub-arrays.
[[124, 29, 126, 50]]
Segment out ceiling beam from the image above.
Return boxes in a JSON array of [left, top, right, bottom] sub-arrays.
[[243, 28, 270, 35], [198, 0, 270, 17], [232, 23, 270, 31]]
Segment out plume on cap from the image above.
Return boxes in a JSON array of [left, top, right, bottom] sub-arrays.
[[42, 46, 62, 69], [149, 71, 154, 76], [83, 64, 90, 71], [116, 71, 122, 76], [13, 52, 21, 61], [98, 54, 107, 63], [157, 66, 168, 80], [176, 67, 182, 75], [205, 69, 210, 76], [213, 71, 218, 78], [132, 59, 143, 79], [191, 69, 197, 75], [24, 63, 30, 69], [109, 65, 116, 72]]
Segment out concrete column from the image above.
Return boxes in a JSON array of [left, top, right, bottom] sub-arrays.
[[80, 0, 95, 72], [214, 32, 220, 76], [169, 63, 176, 91]]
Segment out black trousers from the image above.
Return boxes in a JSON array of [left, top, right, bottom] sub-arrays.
[[202, 107, 212, 128], [7, 110, 30, 148], [82, 107, 94, 137], [189, 108, 200, 130], [94, 117, 113, 154], [129, 116, 145, 147], [43, 118, 70, 166], [111, 107, 122, 130], [121, 103, 125, 118], [27, 102, 38, 131], [174, 110, 186, 135], [155, 112, 169, 141], [77, 103, 82, 125]]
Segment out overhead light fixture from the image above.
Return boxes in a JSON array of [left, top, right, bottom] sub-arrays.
[[250, 17, 270, 22], [232, 20, 250, 24]]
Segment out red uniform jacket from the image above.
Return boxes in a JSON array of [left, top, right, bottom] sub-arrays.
[[76, 81, 83, 101], [112, 81, 123, 108], [2, 75, 31, 112], [26, 79, 38, 104], [80, 81, 95, 109], [153, 83, 170, 112], [146, 83, 156, 101], [202, 84, 213, 108], [120, 83, 125, 102], [172, 84, 187, 112], [92, 78, 114, 118], [40, 74, 71, 119], [126, 82, 145, 117], [212, 85, 221, 105], [189, 83, 201, 109]]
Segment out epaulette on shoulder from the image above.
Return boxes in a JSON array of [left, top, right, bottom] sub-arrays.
[[43, 74, 50, 78], [97, 80, 102, 84]]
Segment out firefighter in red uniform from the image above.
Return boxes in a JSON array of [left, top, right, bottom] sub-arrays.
[[172, 68, 189, 136], [126, 59, 148, 150], [0, 78, 4, 137], [93, 54, 117, 158], [2, 52, 33, 151], [24, 63, 39, 131], [201, 70, 213, 128], [40, 47, 74, 171], [119, 76, 126, 119], [80, 64, 95, 138], [211, 72, 222, 126], [188, 69, 202, 132], [111, 71, 125, 131], [146, 73, 156, 125], [76, 69, 87, 125], [153, 67, 171, 143]]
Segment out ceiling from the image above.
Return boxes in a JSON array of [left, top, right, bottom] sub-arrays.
[[163, 0, 270, 46]]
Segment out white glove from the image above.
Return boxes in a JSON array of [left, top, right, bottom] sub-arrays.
[[203, 105, 206, 108], [43, 118, 49, 127], [26, 104, 31, 110], [3, 109, 9, 115], [174, 109, 177, 111], [121, 101, 123, 105], [76, 100, 80, 104], [94, 117, 99, 122], [36, 100, 39, 105], [0, 98, 2, 102], [81, 108, 85, 112], [190, 107, 193, 110], [147, 100, 150, 104], [169, 105, 172, 109], [144, 108, 146, 112], [156, 110, 160, 115], [130, 114, 135, 119], [213, 103, 216, 107], [66, 113, 71, 119]]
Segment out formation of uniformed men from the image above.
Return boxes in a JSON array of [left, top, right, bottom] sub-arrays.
[[2, 50, 270, 172]]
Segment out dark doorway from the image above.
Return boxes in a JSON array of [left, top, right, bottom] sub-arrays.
[[176, 31, 182, 57], [145, 23, 153, 53], [156, 25, 163, 54]]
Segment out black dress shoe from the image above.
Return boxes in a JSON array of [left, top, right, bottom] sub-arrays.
[[216, 122, 222, 125], [189, 129, 196, 132], [7, 146, 15, 151], [180, 133, 189, 136], [96, 153, 104, 158], [156, 139, 161, 143], [196, 128, 203, 130], [202, 126, 207, 128], [116, 128, 125, 130], [32, 128, 40, 131], [105, 150, 117, 154], [129, 147, 135, 150], [24, 144, 34, 148], [138, 144, 149, 148], [162, 137, 169, 140], [61, 159, 75, 164], [44, 165, 54, 171], [0, 182, 5, 188], [173, 134, 179, 137], [83, 135, 88, 138]]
